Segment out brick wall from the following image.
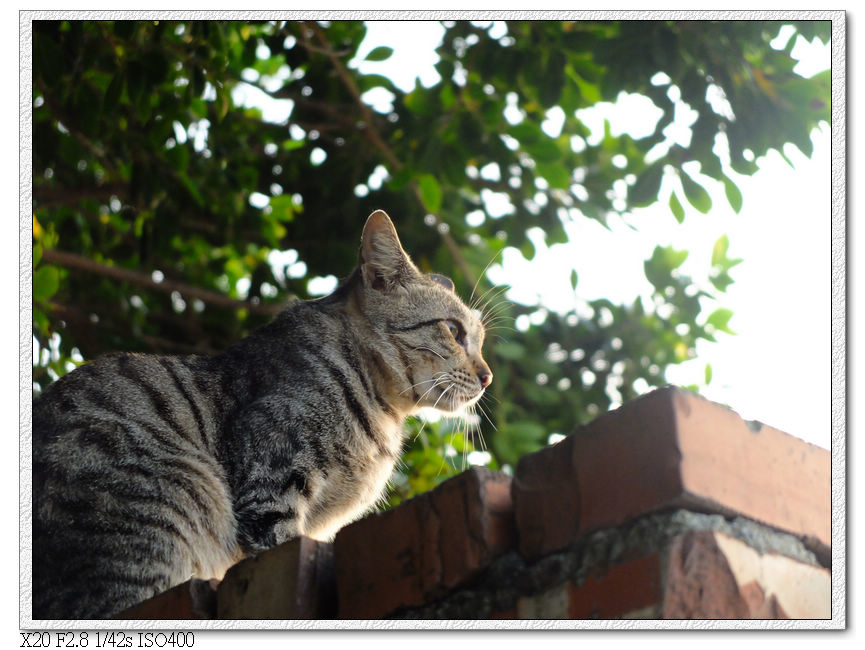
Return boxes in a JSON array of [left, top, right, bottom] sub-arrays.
[[117, 386, 831, 621]]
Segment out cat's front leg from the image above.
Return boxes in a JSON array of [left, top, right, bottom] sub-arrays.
[[224, 394, 311, 553], [233, 491, 302, 554]]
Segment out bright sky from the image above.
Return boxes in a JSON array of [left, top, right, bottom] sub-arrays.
[[351, 21, 832, 449]]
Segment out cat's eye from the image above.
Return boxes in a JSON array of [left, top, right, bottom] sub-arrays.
[[445, 319, 465, 346]]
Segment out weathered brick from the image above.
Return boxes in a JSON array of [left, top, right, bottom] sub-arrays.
[[567, 552, 663, 619], [512, 526, 827, 620], [335, 466, 514, 619], [663, 530, 830, 619], [217, 536, 335, 619], [115, 578, 218, 620], [512, 386, 830, 561], [517, 553, 665, 620]]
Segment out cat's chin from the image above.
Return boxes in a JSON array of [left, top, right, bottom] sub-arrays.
[[424, 388, 485, 414]]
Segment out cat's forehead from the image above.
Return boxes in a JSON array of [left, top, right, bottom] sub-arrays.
[[412, 280, 481, 326]]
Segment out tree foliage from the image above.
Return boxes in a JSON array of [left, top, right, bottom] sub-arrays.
[[31, 19, 830, 504]]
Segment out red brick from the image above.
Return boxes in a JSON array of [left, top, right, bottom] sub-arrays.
[[663, 530, 752, 618], [512, 386, 830, 560], [662, 530, 830, 619], [507, 436, 581, 565], [567, 553, 663, 619], [115, 578, 218, 620], [216, 536, 334, 619], [334, 467, 514, 619]]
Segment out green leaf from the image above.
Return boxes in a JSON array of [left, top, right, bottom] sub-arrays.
[[506, 421, 547, 444], [446, 432, 473, 454], [268, 194, 296, 223], [404, 88, 437, 116], [722, 175, 743, 214], [680, 173, 712, 214], [417, 174, 442, 213], [507, 122, 543, 145], [664, 246, 689, 270], [526, 138, 561, 164], [281, 138, 306, 151], [439, 83, 457, 109], [166, 144, 189, 172], [535, 161, 571, 189], [214, 82, 230, 122], [706, 307, 735, 334], [33, 242, 42, 268], [709, 272, 735, 293], [704, 363, 713, 385], [495, 340, 525, 360], [365, 46, 394, 62], [568, 63, 602, 104], [33, 306, 50, 336], [358, 73, 396, 93], [669, 191, 685, 223], [711, 234, 729, 267], [630, 164, 664, 207], [34, 265, 60, 302]]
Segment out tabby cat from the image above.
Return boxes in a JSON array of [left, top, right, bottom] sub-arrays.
[[32, 210, 492, 619]]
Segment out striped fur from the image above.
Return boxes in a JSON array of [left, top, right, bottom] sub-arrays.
[[31, 211, 492, 619]]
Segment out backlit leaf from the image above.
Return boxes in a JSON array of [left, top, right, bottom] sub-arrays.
[[365, 46, 394, 62], [680, 173, 712, 214], [34, 266, 60, 302], [418, 174, 442, 213], [669, 191, 685, 223]]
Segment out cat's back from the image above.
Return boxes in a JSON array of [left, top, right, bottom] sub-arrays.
[[34, 351, 224, 449], [32, 352, 239, 619]]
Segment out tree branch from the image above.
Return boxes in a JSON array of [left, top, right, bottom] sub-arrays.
[[300, 21, 478, 288], [33, 183, 128, 209], [41, 248, 285, 317]]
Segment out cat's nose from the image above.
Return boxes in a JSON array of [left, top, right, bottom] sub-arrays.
[[478, 368, 493, 388]]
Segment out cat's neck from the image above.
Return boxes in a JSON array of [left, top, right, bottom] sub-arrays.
[[326, 288, 421, 419]]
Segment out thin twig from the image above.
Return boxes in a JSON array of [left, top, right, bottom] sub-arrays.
[[40, 248, 285, 317]]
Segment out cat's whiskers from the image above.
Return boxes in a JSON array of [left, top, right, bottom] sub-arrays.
[[399, 374, 447, 397], [473, 397, 497, 434], [410, 373, 453, 442], [473, 291, 511, 328], [472, 282, 510, 314], [458, 407, 472, 472], [468, 249, 505, 309], [414, 373, 451, 404], [413, 346, 448, 361], [431, 383, 455, 411]]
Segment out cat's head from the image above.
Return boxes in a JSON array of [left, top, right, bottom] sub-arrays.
[[355, 210, 492, 415]]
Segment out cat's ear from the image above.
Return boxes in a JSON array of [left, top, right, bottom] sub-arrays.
[[359, 210, 419, 292], [428, 273, 454, 291]]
